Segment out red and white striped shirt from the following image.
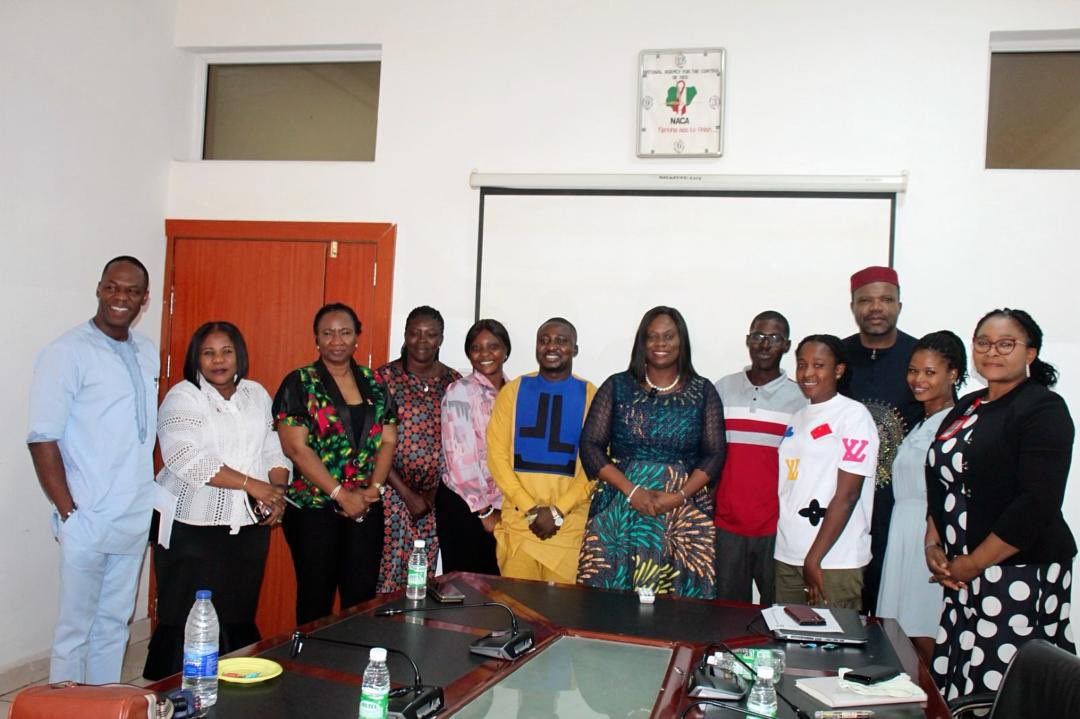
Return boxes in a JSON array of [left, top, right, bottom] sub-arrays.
[[713, 369, 806, 536]]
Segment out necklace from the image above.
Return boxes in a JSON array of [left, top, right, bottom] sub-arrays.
[[645, 372, 680, 393]]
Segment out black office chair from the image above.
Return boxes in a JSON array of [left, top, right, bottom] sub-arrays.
[[948, 639, 1080, 718]]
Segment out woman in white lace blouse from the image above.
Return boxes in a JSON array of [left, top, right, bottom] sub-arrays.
[[142, 322, 290, 680]]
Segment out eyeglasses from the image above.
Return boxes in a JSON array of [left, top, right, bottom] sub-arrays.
[[972, 337, 1027, 355], [747, 332, 787, 346]]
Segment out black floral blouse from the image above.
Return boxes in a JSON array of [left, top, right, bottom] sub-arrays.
[[272, 360, 396, 509]]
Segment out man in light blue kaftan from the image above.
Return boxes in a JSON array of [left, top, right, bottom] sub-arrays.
[[27, 256, 159, 683]]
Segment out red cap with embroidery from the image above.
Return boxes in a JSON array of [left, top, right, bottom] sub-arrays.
[[850, 265, 899, 292]]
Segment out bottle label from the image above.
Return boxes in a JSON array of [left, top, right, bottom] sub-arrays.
[[183, 650, 219, 678], [358, 689, 389, 718], [407, 565, 426, 588]]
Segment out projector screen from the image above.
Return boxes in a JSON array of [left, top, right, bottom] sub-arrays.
[[477, 190, 895, 384]]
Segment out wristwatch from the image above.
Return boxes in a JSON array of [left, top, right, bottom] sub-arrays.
[[550, 506, 564, 527]]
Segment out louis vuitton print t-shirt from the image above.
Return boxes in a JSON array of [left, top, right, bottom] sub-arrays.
[[775, 393, 879, 569]]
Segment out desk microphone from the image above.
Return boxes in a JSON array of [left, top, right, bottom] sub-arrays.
[[290, 631, 443, 719], [375, 601, 535, 660]]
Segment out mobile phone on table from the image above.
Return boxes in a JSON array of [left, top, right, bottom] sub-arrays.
[[845, 664, 901, 685], [428, 580, 466, 603], [784, 605, 826, 626]]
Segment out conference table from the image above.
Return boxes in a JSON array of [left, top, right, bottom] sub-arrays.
[[151, 573, 950, 718]]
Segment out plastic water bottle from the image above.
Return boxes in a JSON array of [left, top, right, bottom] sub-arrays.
[[182, 589, 219, 713], [746, 665, 778, 715], [405, 539, 427, 600], [358, 647, 390, 719]]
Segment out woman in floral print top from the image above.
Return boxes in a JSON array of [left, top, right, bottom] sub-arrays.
[[273, 303, 397, 625]]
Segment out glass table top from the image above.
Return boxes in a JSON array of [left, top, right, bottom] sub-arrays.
[[454, 635, 673, 718]]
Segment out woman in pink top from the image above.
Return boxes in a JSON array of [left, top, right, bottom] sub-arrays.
[[437, 319, 512, 574]]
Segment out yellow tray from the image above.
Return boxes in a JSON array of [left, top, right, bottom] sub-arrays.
[[218, 657, 283, 684]]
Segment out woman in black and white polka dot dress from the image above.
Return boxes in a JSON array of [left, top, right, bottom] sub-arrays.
[[924, 309, 1075, 700]]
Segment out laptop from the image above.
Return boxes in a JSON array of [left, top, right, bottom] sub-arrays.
[[764, 605, 869, 646]]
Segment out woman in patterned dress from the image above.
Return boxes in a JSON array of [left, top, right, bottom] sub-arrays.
[[926, 309, 1075, 699], [274, 303, 397, 625], [376, 306, 461, 592], [577, 306, 725, 598]]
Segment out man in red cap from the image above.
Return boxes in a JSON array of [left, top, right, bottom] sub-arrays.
[[841, 266, 922, 614]]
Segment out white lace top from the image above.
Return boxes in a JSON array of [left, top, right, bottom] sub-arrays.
[[156, 378, 290, 531]]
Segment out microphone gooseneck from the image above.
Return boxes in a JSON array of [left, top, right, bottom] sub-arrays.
[[375, 601, 534, 661], [375, 601, 521, 634], [290, 631, 423, 690]]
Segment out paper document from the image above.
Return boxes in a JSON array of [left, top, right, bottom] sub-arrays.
[[795, 673, 927, 707]]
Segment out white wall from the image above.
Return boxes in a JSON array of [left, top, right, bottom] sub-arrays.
[[170, 0, 1080, 621], [4, 0, 1079, 675], [0, 1, 193, 673]]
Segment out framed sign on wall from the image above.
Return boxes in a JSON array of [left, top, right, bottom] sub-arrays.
[[637, 48, 725, 158]]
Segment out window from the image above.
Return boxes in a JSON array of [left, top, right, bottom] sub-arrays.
[[203, 61, 380, 161], [986, 30, 1080, 169]]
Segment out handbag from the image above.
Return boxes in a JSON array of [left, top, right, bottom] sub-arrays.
[[9, 682, 175, 719]]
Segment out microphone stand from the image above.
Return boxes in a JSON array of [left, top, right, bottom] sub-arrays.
[[290, 631, 443, 719], [375, 601, 535, 660]]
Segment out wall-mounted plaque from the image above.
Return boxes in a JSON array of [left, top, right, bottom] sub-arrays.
[[637, 48, 725, 158]]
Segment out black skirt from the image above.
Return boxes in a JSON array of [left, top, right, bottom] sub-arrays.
[[143, 516, 269, 680]]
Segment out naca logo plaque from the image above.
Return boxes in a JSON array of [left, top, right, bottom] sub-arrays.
[[637, 48, 725, 158]]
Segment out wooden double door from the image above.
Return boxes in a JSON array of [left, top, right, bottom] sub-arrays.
[[156, 219, 396, 638]]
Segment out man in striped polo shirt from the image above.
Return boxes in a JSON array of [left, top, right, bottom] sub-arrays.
[[714, 311, 806, 604]]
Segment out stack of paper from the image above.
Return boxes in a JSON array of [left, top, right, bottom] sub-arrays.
[[795, 675, 928, 708]]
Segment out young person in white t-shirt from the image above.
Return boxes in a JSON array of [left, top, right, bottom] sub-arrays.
[[775, 334, 879, 610]]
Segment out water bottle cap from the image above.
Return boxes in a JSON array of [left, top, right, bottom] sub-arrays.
[[195, 590, 212, 600], [414, 540, 425, 548], [756, 665, 774, 680], [370, 647, 387, 662]]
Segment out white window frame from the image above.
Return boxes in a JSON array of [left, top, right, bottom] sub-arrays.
[[182, 44, 382, 161]]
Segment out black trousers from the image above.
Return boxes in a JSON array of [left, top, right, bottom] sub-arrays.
[[863, 482, 894, 613], [143, 518, 269, 680], [714, 527, 775, 606], [281, 503, 384, 626], [434, 483, 500, 576]]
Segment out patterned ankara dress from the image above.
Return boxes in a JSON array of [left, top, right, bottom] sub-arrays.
[[577, 372, 726, 598], [375, 362, 461, 593]]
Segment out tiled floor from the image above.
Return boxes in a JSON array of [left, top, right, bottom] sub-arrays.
[[0, 637, 152, 717]]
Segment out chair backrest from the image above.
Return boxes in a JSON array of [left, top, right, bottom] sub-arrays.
[[991, 639, 1080, 718]]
